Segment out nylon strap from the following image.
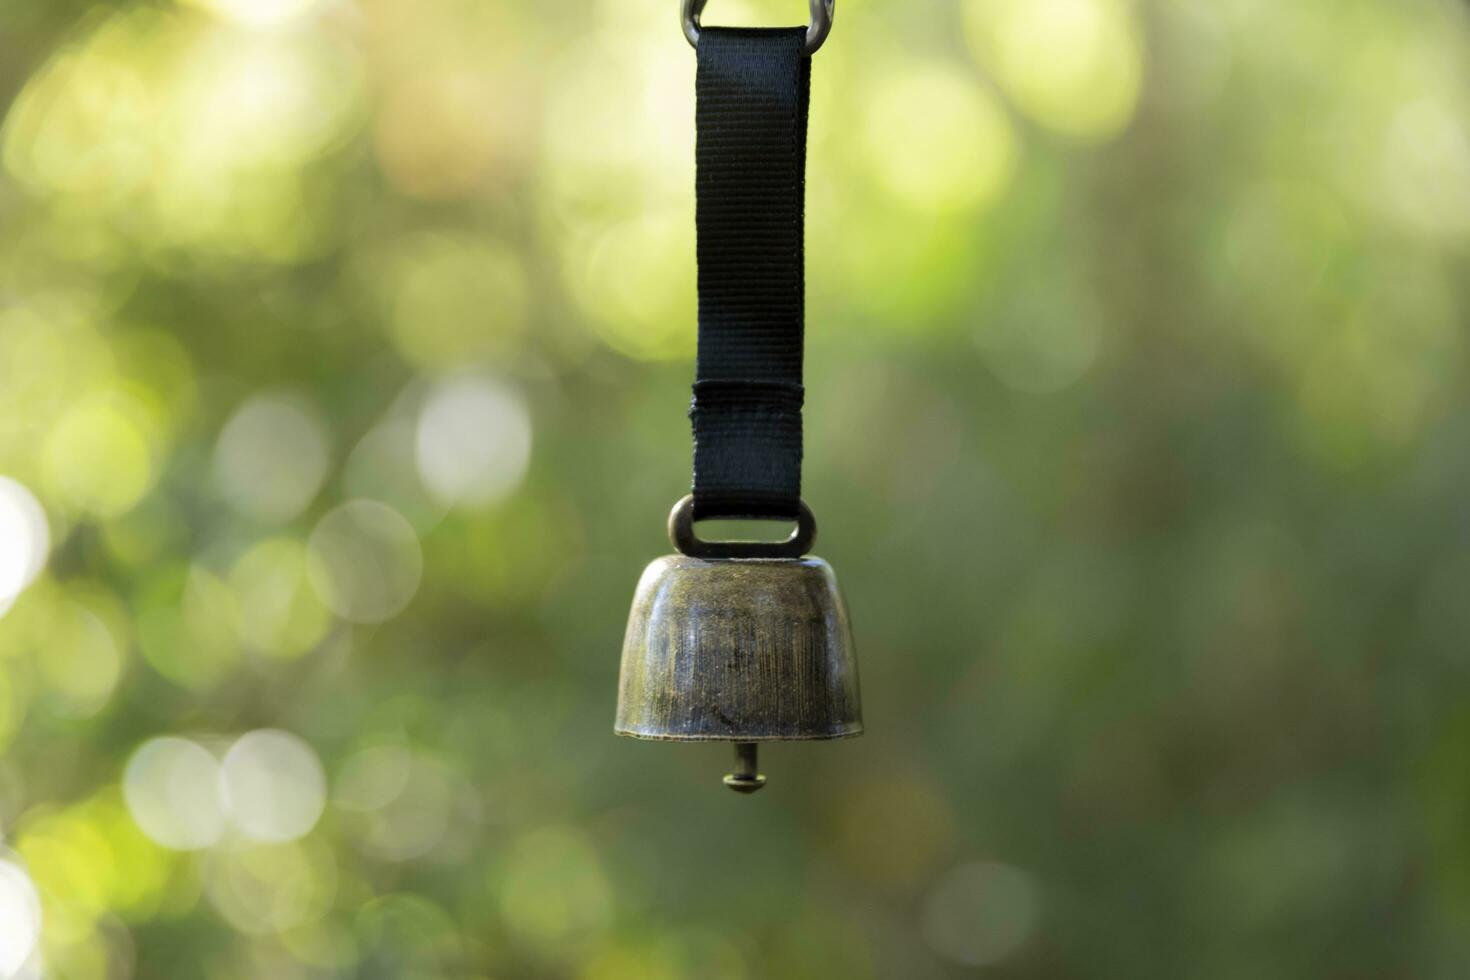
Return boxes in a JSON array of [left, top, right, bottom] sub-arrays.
[[690, 27, 810, 520]]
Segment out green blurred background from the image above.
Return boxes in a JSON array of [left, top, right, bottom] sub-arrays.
[[2, 0, 1470, 976]]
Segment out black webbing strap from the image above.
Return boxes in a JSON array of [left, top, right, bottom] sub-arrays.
[[690, 28, 810, 520]]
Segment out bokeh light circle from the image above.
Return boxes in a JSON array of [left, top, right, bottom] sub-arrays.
[[230, 537, 333, 658], [123, 737, 227, 851], [383, 236, 529, 369], [335, 747, 455, 862], [213, 393, 331, 525], [220, 729, 327, 844], [1378, 98, 1470, 237], [344, 420, 446, 532], [307, 501, 423, 624], [41, 392, 158, 518], [334, 745, 413, 814], [863, 64, 1018, 214], [355, 893, 461, 974], [205, 838, 337, 936], [498, 827, 612, 946], [41, 603, 124, 720], [0, 856, 41, 979], [0, 478, 49, 609], [964, 0, 1143, 141], [415, 376, 532, 510], [921, 861, 1041, 967], [374, 70, 524, 201], [568, 212, 698, 362], [137, 566, 242, 689]]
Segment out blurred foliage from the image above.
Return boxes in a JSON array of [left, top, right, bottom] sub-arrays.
[[2, 0, 1470, 976]]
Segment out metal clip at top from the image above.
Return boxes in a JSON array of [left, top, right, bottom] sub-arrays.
[[667, 494, 816, 560], [682, 0, 835, 56]]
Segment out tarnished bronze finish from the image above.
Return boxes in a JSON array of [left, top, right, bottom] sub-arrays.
[[617, 496, 862, 791], [615, 554, 863, 743]]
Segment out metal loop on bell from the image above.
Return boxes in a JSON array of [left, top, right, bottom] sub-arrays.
[[682, 0, 835, 56], [668, 494, 816, 559]]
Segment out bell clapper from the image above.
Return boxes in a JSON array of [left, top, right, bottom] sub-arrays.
[[723, 742, 766, 794]]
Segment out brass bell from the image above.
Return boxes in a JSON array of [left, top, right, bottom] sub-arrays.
[[616, 495, 863, 792]]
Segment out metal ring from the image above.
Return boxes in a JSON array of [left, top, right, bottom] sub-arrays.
[[682, 0, 835, 56], [668, 494, 817, 559]]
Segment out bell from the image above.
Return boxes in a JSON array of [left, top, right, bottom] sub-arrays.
[[616, 495, 863, 792]]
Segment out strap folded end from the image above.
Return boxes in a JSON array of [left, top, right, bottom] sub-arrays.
[[690, 381, 804, 520]]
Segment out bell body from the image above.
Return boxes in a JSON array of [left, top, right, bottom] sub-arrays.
[[615, 555, 862, 741]]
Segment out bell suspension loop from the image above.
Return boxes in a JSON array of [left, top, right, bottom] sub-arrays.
[[614, 2, 862, 794]]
